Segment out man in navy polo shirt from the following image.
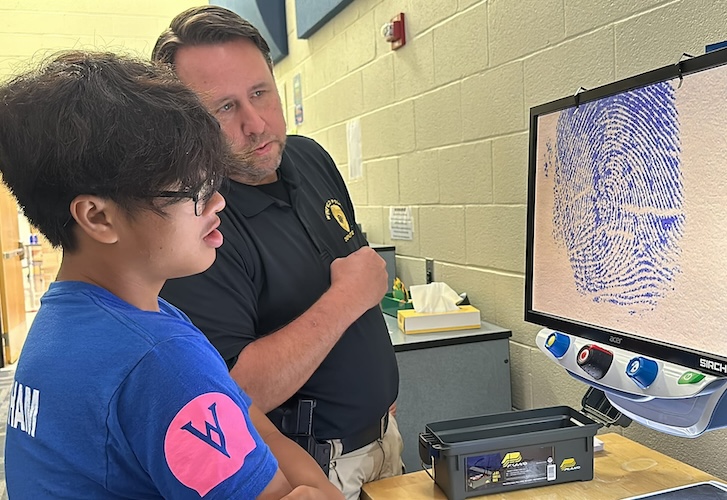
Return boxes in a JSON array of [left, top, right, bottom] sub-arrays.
[[154, 6, 403, 498]]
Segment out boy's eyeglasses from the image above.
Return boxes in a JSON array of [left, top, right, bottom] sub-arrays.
[[155, 181, 215, 217]]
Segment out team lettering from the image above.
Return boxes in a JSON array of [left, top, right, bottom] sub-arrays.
[[8, 381, 40, 438]]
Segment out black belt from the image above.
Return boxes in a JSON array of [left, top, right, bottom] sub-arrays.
[[340, 413, 389, 454]]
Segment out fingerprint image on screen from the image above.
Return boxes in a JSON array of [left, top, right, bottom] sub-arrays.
[[528, 56, 727, 362], [549, 81, 685, 313]]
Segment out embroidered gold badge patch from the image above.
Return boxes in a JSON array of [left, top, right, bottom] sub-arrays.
[[325, 199, 355, 242]]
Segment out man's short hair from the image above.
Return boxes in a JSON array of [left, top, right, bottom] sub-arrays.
[[152, 5, 273, 69], [0, 51, 234, 250]]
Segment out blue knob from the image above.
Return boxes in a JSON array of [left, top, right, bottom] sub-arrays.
[[544, 332, 570, 359], [626, 356, 658, 389]]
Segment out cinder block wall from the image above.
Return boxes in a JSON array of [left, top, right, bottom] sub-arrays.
[[274, 0, 727, 479], [0, 0, 205, 79], [0, 0, 206, 300]]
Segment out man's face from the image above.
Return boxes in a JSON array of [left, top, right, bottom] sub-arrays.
[[174, 39, 287, 186]]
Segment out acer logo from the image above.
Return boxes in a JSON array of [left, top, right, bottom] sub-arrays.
[[609, 336, 623, 345]]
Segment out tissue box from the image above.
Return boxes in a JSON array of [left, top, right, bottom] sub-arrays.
[[381, 292, 414, 317], [397, 305, 481, 335]]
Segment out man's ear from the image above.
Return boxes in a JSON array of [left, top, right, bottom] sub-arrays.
[[69, 195, 120, 245]]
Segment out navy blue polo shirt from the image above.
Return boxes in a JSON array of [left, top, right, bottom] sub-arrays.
[[161, 135, 399, 440]]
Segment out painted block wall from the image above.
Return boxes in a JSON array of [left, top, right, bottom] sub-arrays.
[[0, 0, 205, 79], [273, 0, 727, 479], [0, 1, 207, 304]]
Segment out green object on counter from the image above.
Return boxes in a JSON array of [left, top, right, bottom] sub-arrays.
[[381, 292, 413, 317]]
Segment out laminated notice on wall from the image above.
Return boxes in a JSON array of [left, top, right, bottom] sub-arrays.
[[389, 206, 413, 240], [293, 73, 304, 125], [347, 118, 362, 180]]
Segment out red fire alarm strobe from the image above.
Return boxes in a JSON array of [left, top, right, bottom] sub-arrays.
[[382, 13, 406, 50]]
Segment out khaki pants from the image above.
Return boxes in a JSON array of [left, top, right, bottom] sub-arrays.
[[327, 413, 404, 500]]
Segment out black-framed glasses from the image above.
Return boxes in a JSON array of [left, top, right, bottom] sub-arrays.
[[155, 181, 215, 216]]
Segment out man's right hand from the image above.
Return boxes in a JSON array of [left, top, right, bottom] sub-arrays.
[[231, 246, 389, 412], [329, 246, 388, 313]]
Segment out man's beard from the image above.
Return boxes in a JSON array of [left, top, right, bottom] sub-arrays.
[[229, 135, 286, 185]]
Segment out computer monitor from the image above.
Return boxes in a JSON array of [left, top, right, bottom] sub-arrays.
[[525, 48, 727, 379]]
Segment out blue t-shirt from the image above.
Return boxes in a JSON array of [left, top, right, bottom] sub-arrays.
[[5, 281, 277, 499]]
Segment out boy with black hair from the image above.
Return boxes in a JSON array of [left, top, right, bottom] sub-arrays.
[[0, 51, 341, 499]]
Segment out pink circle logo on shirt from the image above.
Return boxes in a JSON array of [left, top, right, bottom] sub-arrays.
[[164, 392, 256, 496]]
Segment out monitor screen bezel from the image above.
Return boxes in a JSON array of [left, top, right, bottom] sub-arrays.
[[525, 48, 727, 378]]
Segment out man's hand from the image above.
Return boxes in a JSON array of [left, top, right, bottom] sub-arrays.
[[231, 246, 389, 412], [329, 246, 388, 312]]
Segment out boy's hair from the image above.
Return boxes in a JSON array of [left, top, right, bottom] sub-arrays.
[[0, 51, 233, 251], [152, 5, 272, 69]]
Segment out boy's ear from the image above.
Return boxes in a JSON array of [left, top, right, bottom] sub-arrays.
[[69, 195, 120, 245]]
